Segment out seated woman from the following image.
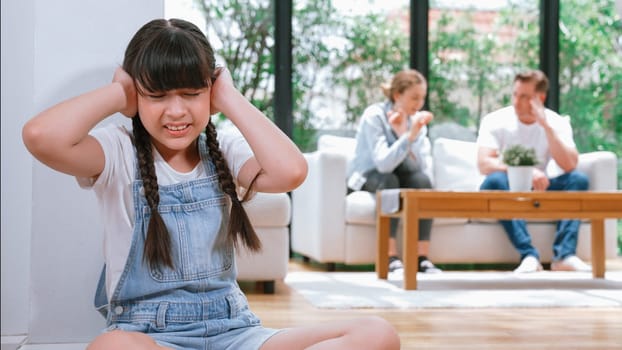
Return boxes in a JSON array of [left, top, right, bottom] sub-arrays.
[[347, 69, 441, 274]]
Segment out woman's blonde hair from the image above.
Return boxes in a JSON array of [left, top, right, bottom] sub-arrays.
[[381, 69, 426, 103]]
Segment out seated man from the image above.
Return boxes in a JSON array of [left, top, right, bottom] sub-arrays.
[[476, 69, 591, 273]]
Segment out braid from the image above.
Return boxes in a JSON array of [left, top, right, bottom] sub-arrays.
[[204, 121, 261, 252], [132, 117, 174, 268]]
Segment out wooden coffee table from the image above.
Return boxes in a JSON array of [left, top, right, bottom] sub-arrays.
[[376, 190, 622, 290]]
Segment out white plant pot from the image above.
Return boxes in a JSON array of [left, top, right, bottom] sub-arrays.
[[507, 166, 533, 192]]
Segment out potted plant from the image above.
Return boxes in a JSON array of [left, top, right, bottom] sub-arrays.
[[502, 144, 538, 191]]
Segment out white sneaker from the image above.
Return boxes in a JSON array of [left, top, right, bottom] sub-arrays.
[[514, 255, 543, 273], [551, 255, 592, 272]]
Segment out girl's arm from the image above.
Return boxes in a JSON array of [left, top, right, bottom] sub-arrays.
[[210, 68, 307, 193], [22, 68, 136, 178]]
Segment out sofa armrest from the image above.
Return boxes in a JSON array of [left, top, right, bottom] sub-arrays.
[[577, 151, 617, 191], [291, 150, 348, 262]]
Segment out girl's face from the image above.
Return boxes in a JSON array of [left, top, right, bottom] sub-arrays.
[[393, 83, 427, 116], [137, 85, 211, 161]]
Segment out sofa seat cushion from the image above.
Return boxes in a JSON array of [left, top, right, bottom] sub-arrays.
[[345, 191, 376, 225], [243, 192, 291, 227], [345, 191, 469, 226]]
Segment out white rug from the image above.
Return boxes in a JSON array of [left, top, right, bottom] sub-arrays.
[[285, 270, 622, 309]]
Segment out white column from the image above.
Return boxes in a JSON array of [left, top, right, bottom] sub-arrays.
[[1, 0, 164, 343]]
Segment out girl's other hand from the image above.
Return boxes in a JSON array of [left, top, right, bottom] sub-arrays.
[[112, 67, 137, 117], [210, 66, 236, 116]]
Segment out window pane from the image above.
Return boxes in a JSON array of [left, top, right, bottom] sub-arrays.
[[292, 0, 410, 150], [429, 0, 539, 132], [558, 0, 622, 166], [166, 0, 275, 125]]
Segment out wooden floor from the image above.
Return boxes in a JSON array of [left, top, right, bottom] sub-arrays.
[[241, 258, 622, 350]]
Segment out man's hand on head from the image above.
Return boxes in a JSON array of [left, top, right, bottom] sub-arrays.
[[530, 97, 549, 128]]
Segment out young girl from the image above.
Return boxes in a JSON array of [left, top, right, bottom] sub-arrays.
[[347, 69, 440, 275], [22, 18, 399, 350]]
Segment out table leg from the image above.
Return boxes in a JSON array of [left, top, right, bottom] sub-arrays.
[[376, 194, 390, 280], [590, 219, 605, 278], [403, 198, 419, 290]]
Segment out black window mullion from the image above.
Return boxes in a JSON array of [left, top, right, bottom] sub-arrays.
[[410, 0, 430, 110], [274, 0, 293, 137], [540, 0, 560, 111]]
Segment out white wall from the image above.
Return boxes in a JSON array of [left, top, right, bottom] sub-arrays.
[[1, 0, 163, 342], [1, 0, 35, 336]]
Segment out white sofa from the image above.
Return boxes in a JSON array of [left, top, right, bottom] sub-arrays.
[[237, 192, 291, 292], [291, 135, 618, 267]]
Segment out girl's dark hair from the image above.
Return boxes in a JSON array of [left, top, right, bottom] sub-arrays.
[[124, 18, 261, 269]]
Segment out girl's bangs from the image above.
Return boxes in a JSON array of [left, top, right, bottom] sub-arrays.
[[134, 33, 211, 93]]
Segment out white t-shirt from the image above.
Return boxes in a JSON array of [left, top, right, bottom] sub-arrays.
[[78, 124, 253, 299], [476, 106, 576, 172]]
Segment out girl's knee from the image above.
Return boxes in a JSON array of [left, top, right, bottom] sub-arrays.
[[356, 316, 400, 350], [88, 330, 168, 350]]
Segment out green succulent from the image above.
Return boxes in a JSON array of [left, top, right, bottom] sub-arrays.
[[502, 144, 538, 166]]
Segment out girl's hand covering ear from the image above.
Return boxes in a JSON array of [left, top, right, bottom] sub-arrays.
[[210, 66, 235, 116], [112, 67, 137, 118]]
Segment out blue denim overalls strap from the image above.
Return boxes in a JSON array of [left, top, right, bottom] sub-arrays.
[[94, 134, 260, 337]]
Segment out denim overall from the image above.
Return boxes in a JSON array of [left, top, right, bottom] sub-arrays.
[[94, 135, 277, 349]]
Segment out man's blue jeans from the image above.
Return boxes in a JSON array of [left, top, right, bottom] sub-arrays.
[[479, 170, 589, 261]]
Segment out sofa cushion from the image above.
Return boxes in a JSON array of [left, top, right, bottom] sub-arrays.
[[344, 191, 376, 225], [243, 192, 291, 227], [433, 137, 484, 191]]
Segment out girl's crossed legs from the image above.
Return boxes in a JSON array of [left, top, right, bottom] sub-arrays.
[[88, 316, 400, 350], [262, 316, 400, 350]]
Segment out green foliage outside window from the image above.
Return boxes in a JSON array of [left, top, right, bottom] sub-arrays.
[[195, 0, 621, 254]]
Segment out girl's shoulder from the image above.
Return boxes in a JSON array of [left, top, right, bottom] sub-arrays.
[[215, 123, 253, 179], [91, 122, 133, 142], [89, 122, 136, 182]]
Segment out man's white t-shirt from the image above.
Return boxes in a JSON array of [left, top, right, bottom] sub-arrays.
[[476, 106, 576, 173], [78, 124, 253, 299]]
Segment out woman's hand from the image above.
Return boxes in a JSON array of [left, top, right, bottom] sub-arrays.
[[112, 67, 137, 117], [407, 111, 433, 141], [387, 106, 408, 136]]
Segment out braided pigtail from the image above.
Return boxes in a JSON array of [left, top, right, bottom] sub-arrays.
[[204, 121, 262, 252], [132, 117, 174, 268]]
